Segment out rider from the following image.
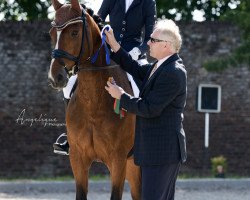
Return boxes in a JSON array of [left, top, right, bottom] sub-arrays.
[[98, 0, 156, 91], [53, 0, 156, 155]]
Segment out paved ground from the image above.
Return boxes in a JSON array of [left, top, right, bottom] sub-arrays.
[[0, 179, 250, 200]]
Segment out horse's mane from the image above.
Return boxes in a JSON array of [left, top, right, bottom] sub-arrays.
[[81, 4, 104, 31]]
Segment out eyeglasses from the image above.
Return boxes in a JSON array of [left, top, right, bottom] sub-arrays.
[[149, 37, 168, 43]]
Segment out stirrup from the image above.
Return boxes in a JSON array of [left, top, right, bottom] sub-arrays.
[[55, 133, 67, 144], [53, 149, 69, 156]]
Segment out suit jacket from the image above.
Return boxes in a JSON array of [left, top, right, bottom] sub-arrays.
[[98, 0, 156, 53], [112, 48, 187, 166]]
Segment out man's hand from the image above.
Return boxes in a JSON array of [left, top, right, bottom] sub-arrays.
[[104, 28, 121, 52], [105, 80, 125, 100]]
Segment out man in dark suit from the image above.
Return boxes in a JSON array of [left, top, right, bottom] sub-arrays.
[[105, 19, 187, 200]]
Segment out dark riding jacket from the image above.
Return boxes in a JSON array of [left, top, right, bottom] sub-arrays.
[[98, 0, 156, 54]]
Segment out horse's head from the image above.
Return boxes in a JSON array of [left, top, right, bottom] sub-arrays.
[[48, 0, 103, 89]]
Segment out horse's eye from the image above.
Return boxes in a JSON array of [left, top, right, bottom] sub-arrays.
[[71, 30, 79, 37]]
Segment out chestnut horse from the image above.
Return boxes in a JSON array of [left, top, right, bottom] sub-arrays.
[[48, 0, 141, 199]]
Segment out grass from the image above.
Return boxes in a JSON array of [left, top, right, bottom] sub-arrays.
[[0, 175, 109, 182], [0, 175, 73, 182], [0, 174, 249, 181], [89, 174, 109, 181], [178, 173, 250, 179]]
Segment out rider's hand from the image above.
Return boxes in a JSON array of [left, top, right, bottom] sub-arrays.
[[105, 29, 121, 53]]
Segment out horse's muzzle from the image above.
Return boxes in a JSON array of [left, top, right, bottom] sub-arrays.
[[48, 71, 68, 89]]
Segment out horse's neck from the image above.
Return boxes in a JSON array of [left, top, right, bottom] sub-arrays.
[[77, 43, 108, 101], [76, 28, 111, 106], [76, 70, 109, 104]]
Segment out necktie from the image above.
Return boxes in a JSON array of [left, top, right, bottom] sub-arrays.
[[148, 64, 158, 79]]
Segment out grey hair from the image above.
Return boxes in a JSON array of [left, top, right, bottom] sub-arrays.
[[154, 19, 182, 53]]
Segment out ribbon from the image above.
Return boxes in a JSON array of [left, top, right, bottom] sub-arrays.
[[91, 25, 111, 65], [114, 99, 125, 119], [109, 77, 126, 119]]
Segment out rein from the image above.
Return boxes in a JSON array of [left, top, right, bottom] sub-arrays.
[[51, 8, 114, 77]]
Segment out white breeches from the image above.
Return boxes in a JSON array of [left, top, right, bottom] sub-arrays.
[[62, 75, 77, 99], [126, 58, 148, 97]]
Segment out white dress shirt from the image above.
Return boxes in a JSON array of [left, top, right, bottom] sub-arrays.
[[125, 0, 134, 12], [149, 54, 173, 78], [156, 54, 172, 70]]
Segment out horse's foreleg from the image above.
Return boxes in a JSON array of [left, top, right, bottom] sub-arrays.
[[109, 159, 127, 200], [70, 148, 91, 200], [126, 158, 142, 200]]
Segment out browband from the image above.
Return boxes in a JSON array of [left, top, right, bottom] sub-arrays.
[[51, 18, 84, 30]]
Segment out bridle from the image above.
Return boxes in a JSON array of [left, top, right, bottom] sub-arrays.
[[51, 8, 117, 77]]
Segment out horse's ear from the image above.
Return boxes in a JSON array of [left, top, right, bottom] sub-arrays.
[[71, 0, 81, 14], [52, 0, 63, 10]]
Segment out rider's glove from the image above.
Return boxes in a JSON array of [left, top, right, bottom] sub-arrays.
[[129, 47, 141, 61]]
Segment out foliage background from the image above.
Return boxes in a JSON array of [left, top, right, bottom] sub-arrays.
[[0, 1, 249, 82], [0, 0, 245, 21], [0, 1, 249, 74]]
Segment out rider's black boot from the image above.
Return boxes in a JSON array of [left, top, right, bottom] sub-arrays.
[[53, 98, 70, 155]]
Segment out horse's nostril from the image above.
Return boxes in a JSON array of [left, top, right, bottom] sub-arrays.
[[57, 73, 64, 83], [55, 72, 67, 88]]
